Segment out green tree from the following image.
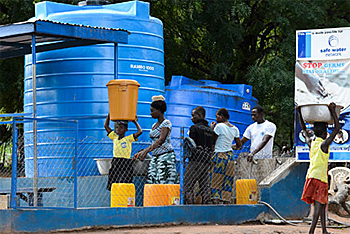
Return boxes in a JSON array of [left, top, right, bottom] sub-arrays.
[[150, 0, 350, 149]]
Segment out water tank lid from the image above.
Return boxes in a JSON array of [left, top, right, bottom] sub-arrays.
[[78, 0, 109, 6], [106, 79, 140, 87]]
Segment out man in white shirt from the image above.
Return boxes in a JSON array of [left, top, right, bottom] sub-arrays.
[[234, 105, 276, 162]]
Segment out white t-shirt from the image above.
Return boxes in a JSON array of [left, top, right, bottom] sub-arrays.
[[214, 123, 240, 153], [243, 120, 276, 159]]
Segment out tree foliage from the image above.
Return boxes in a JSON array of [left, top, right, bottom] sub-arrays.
[[0, 0, 350, 148], [150, 0, 350, 148]]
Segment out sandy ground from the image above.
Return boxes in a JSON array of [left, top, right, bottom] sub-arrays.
[[52, 224, 348, 234], [51, 213, 350, 234]]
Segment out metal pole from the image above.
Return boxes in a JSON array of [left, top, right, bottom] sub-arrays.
[[10, 118, 18, 208], [73, 121, 78, 209], [32, 35, 38, 207], [179, 127, 184, 205], [114, 43, 118, 79]]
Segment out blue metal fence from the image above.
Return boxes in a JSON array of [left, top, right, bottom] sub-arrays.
[[0, 114, 185, 208]]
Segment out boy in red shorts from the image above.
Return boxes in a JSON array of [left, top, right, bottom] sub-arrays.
[[297, 102, 340, 234]]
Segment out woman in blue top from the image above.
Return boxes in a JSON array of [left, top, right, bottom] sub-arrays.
[[210, 108, 242, 204], [134, 95, 178, 184]]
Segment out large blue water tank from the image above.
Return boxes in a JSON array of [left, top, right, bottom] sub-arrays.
[[24, 1, 164, 177], [165, 76, 258, 160]]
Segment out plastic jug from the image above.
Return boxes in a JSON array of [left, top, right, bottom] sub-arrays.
[[235, 179, 258, 204], [111, 183, 135, 207], [143, 184, 180, 206]]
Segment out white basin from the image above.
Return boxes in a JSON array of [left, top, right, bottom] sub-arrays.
[[299, 104, 342, 124], [94, 156, 151, 176], [94, 158, 112, 175]]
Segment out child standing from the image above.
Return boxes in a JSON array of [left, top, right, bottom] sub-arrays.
[[297, 102, 340, 234], [104, 113, 142, 190]]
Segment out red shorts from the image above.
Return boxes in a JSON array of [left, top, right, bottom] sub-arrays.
[[301, 178, 328, 205]]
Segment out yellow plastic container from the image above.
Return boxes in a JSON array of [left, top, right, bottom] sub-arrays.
[[111, 183, 135, 207], [143, 184, 180, 207], [235, 179, 258, 204], [106, 79, 140, 121]]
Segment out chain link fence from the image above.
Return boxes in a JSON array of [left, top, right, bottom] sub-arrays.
[[182, 143, 293, 205], [0, 115, 293, 209]]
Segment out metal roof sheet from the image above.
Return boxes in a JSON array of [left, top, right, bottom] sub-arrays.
[[0, 19, 130, 59]]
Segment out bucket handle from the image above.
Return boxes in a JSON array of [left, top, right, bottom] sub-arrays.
[[119, 85, 128, 92]]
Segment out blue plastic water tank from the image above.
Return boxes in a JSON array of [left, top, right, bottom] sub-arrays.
[[165, 76, 258, 160], [24, 1, 164, 177]]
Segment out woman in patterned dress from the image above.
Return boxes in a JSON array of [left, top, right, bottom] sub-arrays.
[[133, 95, 178, 184], [209, 108, 241, 204]]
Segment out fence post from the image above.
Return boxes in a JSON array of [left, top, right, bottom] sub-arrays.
[[74, 121, 78, 209], [179, 127, 184, 205], [10, 118, 18, 208]]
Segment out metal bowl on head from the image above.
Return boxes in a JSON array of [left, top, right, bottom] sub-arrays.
[[299, 104, 342, 124]]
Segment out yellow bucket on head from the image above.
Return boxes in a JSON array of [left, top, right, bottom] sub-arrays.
[[106, 79, 140, 121], [111, 183, 135, 207], [143, 184, 180, 207], [235, 179, 258, 204]]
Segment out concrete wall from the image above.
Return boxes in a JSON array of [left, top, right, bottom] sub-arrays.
[[260, 161, 310, 219], [0, 205, 268, 233]]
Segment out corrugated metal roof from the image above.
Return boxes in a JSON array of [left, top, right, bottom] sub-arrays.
[[0, 19, 130, 59]]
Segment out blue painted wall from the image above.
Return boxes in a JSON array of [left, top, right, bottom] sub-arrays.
[[260, 162, 310, 219], [0, 205, 268, 233]]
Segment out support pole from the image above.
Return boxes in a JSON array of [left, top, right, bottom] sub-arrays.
[[114, 43, 118, 79], [32, 35, 38, 207], [74, 121, 78, 209], [180, 127, 184, 205], [10, 118, 18, 208]]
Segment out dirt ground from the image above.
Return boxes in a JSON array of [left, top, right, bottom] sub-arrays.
[[52, 213, 350, 234]]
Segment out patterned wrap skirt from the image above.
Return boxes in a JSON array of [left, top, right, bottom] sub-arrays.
[[301, 178, 328, 205], [209, 151, 237, 202], [147, 151, 178, 184]]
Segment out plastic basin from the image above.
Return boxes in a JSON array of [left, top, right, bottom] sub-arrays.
[[299, 104, 342, 124]]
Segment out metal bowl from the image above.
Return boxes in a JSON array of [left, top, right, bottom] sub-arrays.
[[133, 159, 151, 176], [94, 154, 151, 176], [94, 158, 112, 175], [299, 104, 342, 124]]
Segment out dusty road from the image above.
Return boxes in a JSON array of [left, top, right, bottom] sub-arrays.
[[52, 224, 349, 234], [52, 213, 350, 234]]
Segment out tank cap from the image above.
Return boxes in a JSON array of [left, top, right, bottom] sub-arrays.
[[78, 0, 109, 6]]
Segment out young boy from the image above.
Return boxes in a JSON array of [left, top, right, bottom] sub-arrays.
[[104, 113, 142, 190], [184, 106, 216, 204], [297, 102, 340, 234]]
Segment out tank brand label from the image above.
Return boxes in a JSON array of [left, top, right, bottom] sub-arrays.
[[130, 64, 155, 72], [242, 102, 251, 111]]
